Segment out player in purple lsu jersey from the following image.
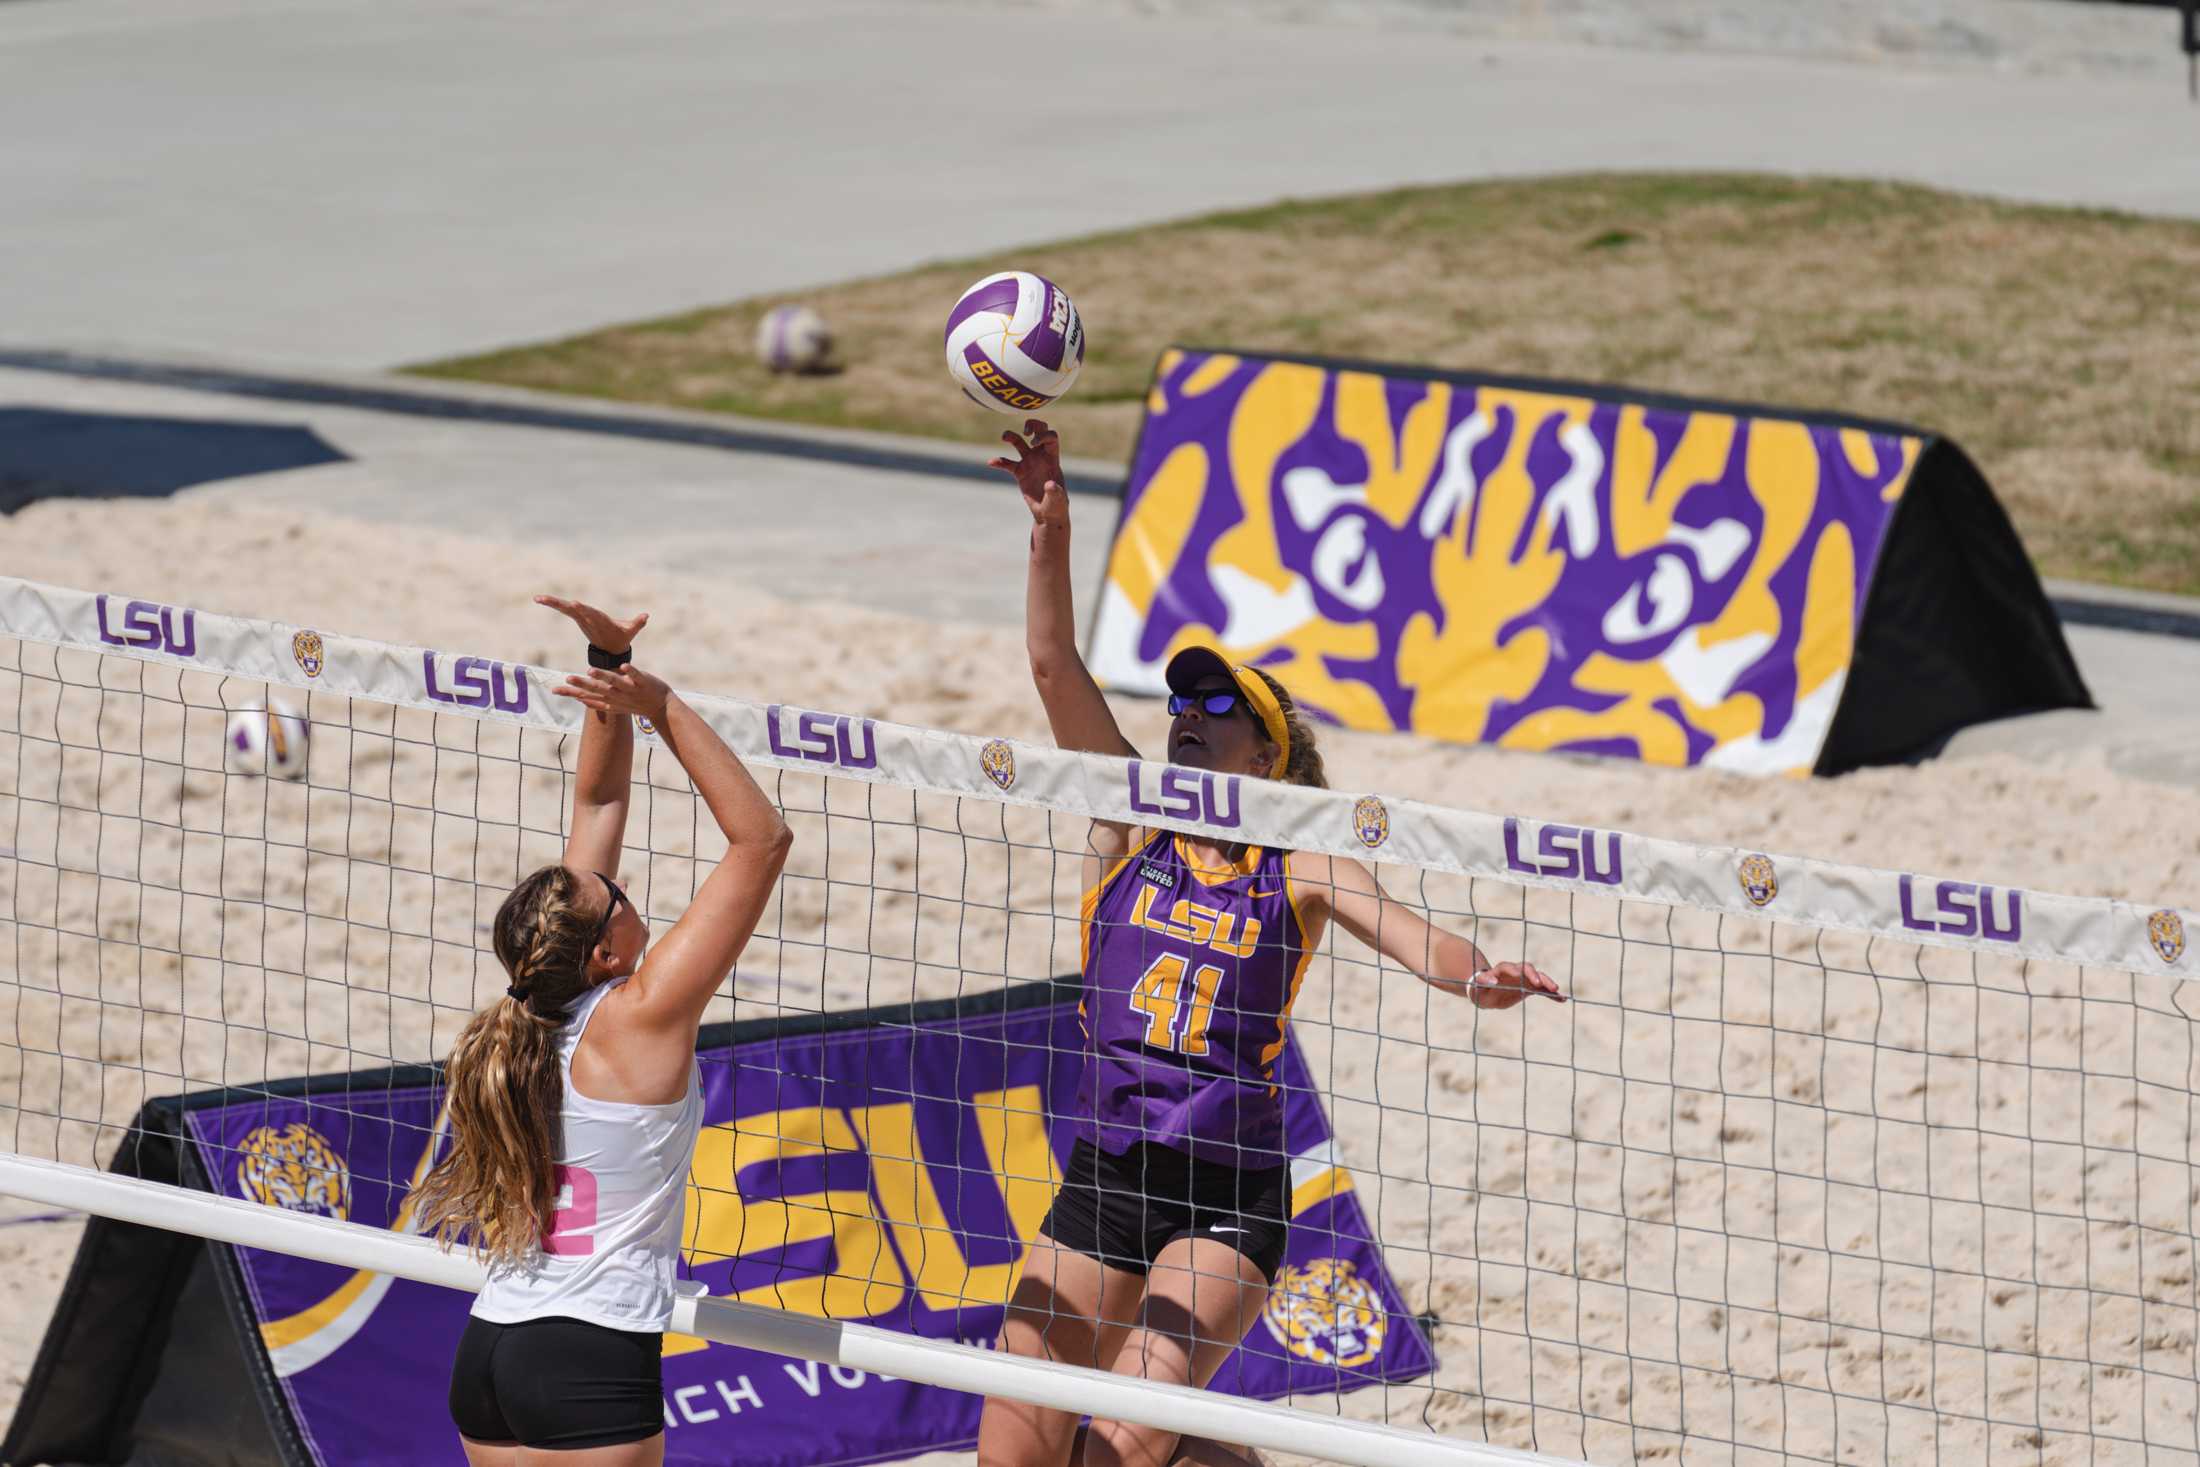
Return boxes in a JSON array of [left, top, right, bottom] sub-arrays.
[[978, 421, 1564, 1467]]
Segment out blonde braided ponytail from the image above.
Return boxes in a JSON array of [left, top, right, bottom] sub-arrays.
[[410, 865, 598, 1265]]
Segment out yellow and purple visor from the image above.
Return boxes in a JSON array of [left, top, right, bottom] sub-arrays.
[[1163, 646, 1289, 774]]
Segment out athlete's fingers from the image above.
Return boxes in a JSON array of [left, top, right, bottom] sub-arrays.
[[999, 430, 1029, 458], [1024, 418, 1050, 441], [564, 670, 624, 698]]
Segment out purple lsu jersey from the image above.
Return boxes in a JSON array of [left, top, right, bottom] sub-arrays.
[[1076, 830, 1319, 1165]]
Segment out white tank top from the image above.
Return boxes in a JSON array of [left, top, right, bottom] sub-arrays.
[[470, 979, 703, 1333]]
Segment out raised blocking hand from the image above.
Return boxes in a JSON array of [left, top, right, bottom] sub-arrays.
[[536, 595, 649, 656], [987, 419, 1069, 530]]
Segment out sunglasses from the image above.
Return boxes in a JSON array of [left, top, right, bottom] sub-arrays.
[[1167, 691, 1243, 718], [592, 872, 630, 951]]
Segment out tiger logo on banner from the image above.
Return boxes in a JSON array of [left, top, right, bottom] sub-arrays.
[[1262, 1257, 1387, 1369], [238, 1123, 351, 1221], [1089, 351, 1923, 777]]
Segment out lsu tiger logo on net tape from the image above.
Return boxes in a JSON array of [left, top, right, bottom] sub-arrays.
[[237, 1122, 351, 1220], [1261, 1256, 1387, 1369], [2150, 909, 2188, 966], [1350, 795, 1390, 850], [1738, 853, 1779, 908], [980, 738, 1018, 792], [290, 629, 324, 678]]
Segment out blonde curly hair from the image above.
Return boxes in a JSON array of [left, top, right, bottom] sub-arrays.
[[1246, 667, 1327, 789]]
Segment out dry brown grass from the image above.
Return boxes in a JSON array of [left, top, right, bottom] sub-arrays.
[[414, 173, 2200, 593]]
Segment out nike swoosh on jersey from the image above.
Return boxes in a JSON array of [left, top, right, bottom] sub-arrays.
[[1246, 887, 1283, 899]]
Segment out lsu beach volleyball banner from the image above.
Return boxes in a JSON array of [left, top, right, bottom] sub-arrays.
[[1087, 349, 2088, 776], [81, 986, 1429, 1467]]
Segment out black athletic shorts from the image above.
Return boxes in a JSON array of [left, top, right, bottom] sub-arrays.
[[1040, 1137, 1289, 1282], [449, 1314, 663, 1450]]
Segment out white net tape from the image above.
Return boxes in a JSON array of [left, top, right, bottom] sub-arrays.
[[3, 576, 2196, 1467]]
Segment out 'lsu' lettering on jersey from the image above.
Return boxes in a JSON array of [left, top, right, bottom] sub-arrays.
[[1077, 832, 1318, 1164]]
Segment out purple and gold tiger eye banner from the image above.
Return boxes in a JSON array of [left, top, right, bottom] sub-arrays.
[[179, 986, 1431, 1467], [1090, 349, 1928, 775]]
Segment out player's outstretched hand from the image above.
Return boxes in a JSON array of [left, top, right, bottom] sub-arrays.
[[555, 666, 672, 723], [988, 418, 1069, 530], [1456, 961, 1565, 1010], [536, 595, 649, 655]]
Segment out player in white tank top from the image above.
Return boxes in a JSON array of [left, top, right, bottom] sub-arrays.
[[470, 978, 703, 1331], [415, 597, 795, 1467]]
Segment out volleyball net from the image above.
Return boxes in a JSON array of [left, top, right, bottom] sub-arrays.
[[1, 574, 2195, 1467]]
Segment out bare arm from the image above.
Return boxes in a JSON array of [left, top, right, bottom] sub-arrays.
[[993, 421, 1137, 763], [991, 420, 1138, 866], [556, 668, 793, 1032], [536, 596, 649, 875], [1297, 853, 1565, 1009]]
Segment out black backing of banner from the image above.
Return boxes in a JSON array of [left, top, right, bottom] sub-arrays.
[[1818, 438, 2092, 772], [2, 1123, 307, 1467]]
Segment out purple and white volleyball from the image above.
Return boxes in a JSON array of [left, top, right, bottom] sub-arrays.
[[943, 271, 1085, 416], [224, 704, 310, 781], [755, 304, 832, 373]]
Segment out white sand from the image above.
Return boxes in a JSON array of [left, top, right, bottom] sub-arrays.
[[4, 494, 2198, 1465]]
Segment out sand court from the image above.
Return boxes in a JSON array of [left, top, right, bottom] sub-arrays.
[[2, 491, 2195, 1462]]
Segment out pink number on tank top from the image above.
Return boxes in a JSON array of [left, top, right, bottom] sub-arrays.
[[544, 1165, 598, 1256]]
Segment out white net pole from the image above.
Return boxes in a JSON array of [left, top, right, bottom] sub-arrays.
[[4, 573, 2196, 1467], [0, 1156, 1541, 1467]]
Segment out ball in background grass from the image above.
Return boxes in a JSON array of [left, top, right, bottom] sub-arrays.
[[226, 703, 310, 781], [755, 304, 832, 373], [944, 271, 1084, 415]]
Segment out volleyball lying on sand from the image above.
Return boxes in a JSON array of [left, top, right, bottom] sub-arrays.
[[944, 271, 1084, 415], [755, 304, 832, 373], [226, 703, 310, 780]]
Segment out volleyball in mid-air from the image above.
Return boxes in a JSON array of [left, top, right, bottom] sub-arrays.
[[226, 704, 310, 781], [943, 271, 1084, 415], [755, 304, 832, 373]]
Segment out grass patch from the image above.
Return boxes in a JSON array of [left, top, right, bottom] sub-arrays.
[[413, 172, 2200, 594]]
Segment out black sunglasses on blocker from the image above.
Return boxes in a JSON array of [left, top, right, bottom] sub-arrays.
[[1167, 691, 1243, 718], [592, 872, 630, 951]]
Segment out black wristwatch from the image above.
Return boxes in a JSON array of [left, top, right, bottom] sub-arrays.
[[587, 643, 632, 670]]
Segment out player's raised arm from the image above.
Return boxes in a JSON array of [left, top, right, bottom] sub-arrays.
[[991, 419, 1137, 762], [536, 595, 648, 875], [554, 666, 792, 1031], [1295, 852, 1566, 1009]]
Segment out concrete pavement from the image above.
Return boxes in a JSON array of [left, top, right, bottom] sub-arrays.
[[3, 0, 2196, 370], [0, 358, 1116, 630]]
